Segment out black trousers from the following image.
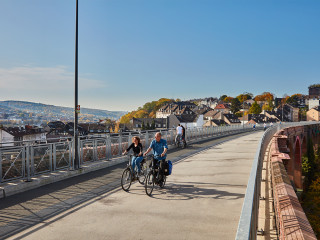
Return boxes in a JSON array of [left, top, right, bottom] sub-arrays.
[[152, 158, 165, 176]]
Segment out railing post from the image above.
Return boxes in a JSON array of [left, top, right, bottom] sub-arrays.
[[106, 135, 111, 160], [145, 131, 149, 148], [49, 144, 53, 172], [71, 139, 75, 169], [30, 146, 34, 176], [53, 143, 57, 171], [118, 134, 122, 156], [128, 132, 132, 145], [0, 150, 2, 183], [26, 145, 31, 182], [78, 137, 81, 167], [94, 139, 98, 161]]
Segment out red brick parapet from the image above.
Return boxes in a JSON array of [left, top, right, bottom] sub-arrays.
[[269, 131, 317, 240]]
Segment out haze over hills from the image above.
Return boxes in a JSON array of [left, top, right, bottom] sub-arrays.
[[0, 101, 126, 121]]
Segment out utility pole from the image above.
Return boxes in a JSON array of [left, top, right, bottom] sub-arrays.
[[74, 0, 79, 169], [243, 95, 245, 129]]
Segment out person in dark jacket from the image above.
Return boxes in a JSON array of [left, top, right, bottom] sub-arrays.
[[123, 136, 143, 176]]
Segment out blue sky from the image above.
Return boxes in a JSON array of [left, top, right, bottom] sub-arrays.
[[0, 0, 319, 111]]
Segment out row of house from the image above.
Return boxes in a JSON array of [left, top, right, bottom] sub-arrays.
[[130, 100, 302, 131]]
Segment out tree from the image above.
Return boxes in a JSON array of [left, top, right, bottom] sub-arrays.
[[151, 120, 155, 129], [262, 102, 273, 111], [114, 122, 120, 133], [236, 93, 253, 103], [219, 95, 227, 101], [224, 96, 233, 103], [249, 102, 262, 114], [141, 121, 145, 130], [254, 92, 274, 102], [230, 98, 241, 114], [286, 94, 301, 108], [303, 138, 316, 190]]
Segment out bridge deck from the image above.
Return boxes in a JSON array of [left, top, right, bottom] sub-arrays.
[[1, 131, 263, 240]]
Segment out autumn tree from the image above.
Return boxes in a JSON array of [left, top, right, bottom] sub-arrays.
[[114, 121, 120, 133], [286, 94, 302, 108], [230, 98, 241, 114], [236, 93, 253, 103], [249, 102, 262, 114], [262, 102, 273, 111], [254, 92, 274, 102], [219, 95, 227, 101], [224, 96, 234, 103]]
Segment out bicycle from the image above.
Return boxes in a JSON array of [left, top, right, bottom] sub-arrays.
[[145, 156, 167, 196], [121, 154, 148, 192], [175, 134, 186, 149]]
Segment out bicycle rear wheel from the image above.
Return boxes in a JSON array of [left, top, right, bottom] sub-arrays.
[[145, 171, 155, 196], [121, 168, 132, 191]]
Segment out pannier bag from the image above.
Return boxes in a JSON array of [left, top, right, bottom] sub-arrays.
[[168, 160, 172, 175], [164, 160, 173, 176]]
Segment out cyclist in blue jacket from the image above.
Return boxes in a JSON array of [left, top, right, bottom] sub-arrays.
[[143, 132, 168, 177]]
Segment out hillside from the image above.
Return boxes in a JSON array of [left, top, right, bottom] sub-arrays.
[[0, 101, 126, 121]]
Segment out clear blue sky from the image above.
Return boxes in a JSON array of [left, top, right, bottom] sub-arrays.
[[0, 0, 319, 111]]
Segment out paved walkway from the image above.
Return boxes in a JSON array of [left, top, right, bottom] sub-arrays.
[[2, 131, 263, 240]]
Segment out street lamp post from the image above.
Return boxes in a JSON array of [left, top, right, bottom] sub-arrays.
[[74, 0, 79, 169], [243, 95, 245, 129]]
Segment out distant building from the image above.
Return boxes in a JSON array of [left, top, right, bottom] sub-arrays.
[[214, 104, 230, 114], [79, 123, 109, 134], [275, 104, 299, 122], [167, 114, 204, 129], [308, 99, 320, 110], [210, 112, 241, 125], [309, 84, 320, 98], [307, 106, 320, 121], [156, 102, 196, 118], [131, 118, 167, 131], [0, 126, 46, 146]]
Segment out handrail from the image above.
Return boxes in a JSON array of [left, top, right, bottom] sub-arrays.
[[0, 124, 258, 183]]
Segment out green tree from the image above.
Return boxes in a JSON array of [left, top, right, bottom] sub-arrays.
[[151, 120, 155, 129], [146, 122, 151, 130], [141, 121, 145, 130], [230, 98, 241, 114], [219, 95, 227, 101], [249, 102, 262, 114], [304, 138, 316, 190], [286, 95, 299, 107]]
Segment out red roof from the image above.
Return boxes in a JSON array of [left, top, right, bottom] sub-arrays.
[[214, 104, 228, 109]]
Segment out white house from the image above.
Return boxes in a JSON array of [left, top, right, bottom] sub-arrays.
[[0, 129, 14, 147]]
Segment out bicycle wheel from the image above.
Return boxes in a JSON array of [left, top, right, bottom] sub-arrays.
[[121, 168, 132, 191], [138, 173, 146, 185], [145, 171, 155, 196]]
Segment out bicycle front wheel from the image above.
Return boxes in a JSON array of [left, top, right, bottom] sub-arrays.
[[121, 168, 132, 191], [145, 171, 155, 196], [138, 163, 147, 185]]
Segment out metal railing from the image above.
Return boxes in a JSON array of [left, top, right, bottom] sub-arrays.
[[235, 121, 318, 240], [0, 124, 259, 183]]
